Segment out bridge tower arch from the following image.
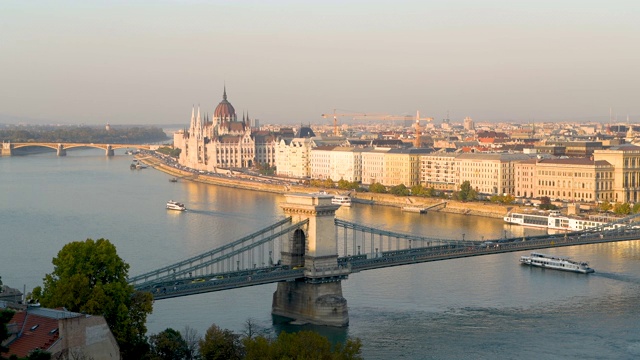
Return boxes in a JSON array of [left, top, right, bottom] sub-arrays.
[[272, 193, 349, 326]]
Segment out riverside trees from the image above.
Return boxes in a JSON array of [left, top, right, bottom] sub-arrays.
[[31, 238, 153, 358]]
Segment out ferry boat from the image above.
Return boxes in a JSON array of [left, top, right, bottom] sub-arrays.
[[520, 252, 595, 273], [504, 210, 612, 231], [332, 195, 352, 207], [166, 200, 186, 211]]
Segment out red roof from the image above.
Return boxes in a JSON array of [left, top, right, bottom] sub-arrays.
[[6, 310, 61, 358]]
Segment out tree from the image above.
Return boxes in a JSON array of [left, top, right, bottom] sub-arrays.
[[614, 202, 631, 215], [1, 309, 15, 356], [199, 324, 242, 360], [598, 201, 613, 212], [456, 181, 477, 201], [36, 239, 153, 359], [538, 196, 557, 210], [369, 182, 386, 193], [633, 203, 640, 214], [148, 328, 190, 360], [389, 184, 410, 196], [243, 330, 362, 360]]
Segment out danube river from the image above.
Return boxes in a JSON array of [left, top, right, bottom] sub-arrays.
[[1, 149, 640, 359]]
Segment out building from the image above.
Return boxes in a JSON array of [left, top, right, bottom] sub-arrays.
[[457, 153, 531, 196], [3, 307, 120, 360], [173, 87, 277, 172], [381, 148, 432, 187], [275, 127, 316, 179], [360, 148, 390, 185], [532, 158, 614, 203], [420, 152, 459, 191], [594, 144, 640, 203]]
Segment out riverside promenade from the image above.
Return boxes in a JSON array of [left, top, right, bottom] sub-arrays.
[[137, 154, 511, 219]]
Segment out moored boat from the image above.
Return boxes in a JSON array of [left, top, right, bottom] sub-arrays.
[[520, 252, 594, 274], [504, 210, 618, 231], [332, 195, 352, 207], [166, 200, 186, 211], [169, 178, 178, 183]]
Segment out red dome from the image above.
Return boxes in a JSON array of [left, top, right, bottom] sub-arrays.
[[214, 87, 236, 119]]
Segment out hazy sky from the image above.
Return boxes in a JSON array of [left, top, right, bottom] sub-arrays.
[[1, 1, 638, 125]]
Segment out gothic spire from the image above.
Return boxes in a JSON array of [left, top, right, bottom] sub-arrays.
[[223, 84, 227, 101]]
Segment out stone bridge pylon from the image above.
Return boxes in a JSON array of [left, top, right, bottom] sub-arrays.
[[272, 193, 349, 326]]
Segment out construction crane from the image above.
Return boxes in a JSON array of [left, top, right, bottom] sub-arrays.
[[321, 110, 388, 136], [321, 110, 433, 147], [353, 111, 434, 148]]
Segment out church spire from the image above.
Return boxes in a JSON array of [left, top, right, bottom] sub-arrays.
[[223, 84, 227, 101]]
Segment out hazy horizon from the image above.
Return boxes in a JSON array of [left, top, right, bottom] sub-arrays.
[[2, 1, 638, 126]]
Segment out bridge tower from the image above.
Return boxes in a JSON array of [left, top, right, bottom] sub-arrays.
[[56, 143, 66, 156], [1, 142, 12, 157], [272, 193, 349, 326], [105, 145, 114, 157]]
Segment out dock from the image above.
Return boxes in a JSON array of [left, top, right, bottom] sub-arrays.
[[402, 206, 427, 214]]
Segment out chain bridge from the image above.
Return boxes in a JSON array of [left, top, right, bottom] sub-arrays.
[[129, 193, 640, 326]]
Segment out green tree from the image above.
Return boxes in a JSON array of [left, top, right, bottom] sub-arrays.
[[369, 182, 386, 193], [243, 330, 362, 360], [456, 181, 477, 201], [148, 328, 191, 360], [389, 184, 410, 196], [614, 202, 631, 215], [1, 309, 15, 356], [633, 203, 640, 214], [199, 324, 242, 360], [598, 201, 613, 212], [37, 239, 153, 359], [538, 196, 557, 210]]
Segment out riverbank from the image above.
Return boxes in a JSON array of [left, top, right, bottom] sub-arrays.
[[137, 155, 512, 219]]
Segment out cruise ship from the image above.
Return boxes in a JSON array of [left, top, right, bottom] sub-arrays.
[[504, 210, 612, 231], [520, 252, 595, 273]]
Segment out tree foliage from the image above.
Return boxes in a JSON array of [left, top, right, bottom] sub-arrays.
[[368, 182, 386, 193], [199, 324, 243, 360], [337, 179, 359, 190], [1, 309, 15, 355], [0, 125, 167, 144], [156, 147, 181, 158], [243, 330, 362, 360], [147, 328, 192, 360], [389, 184, 410, 196], [538, 196, 558, 210], [35, 239, 153, 359], [614, 202, 631, 215], [455, 181, 477, 201], [489, 194, 515, 204]]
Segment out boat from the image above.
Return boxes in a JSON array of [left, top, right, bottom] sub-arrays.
[[504, 210, 617, 231], [169, 178, 178, 183], [332, 195, 352, 207], [166, 200, 186, 211], [402, 206, 427, 214], [520, 252, 594, 273]]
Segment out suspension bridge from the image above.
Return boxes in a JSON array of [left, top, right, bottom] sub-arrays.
[[129, 193, 640, 326]]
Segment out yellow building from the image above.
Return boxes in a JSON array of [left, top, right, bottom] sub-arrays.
[[420, 152, 459, 191], [457, 153, 531, 195], [594, 144, 640, 203], [532, 158, 614, 203], [381, 148, 431, 187]]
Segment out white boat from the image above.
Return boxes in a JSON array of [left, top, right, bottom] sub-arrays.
[[332, 195, 352, 207], [504, 210, 616, 231], [166, 200, 186, 211], [520, 252, 594, 273]]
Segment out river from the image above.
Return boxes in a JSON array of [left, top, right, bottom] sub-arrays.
[[1, 149, 639, 359]]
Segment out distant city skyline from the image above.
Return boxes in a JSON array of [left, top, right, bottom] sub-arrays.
[[1, 1, 638, 125]]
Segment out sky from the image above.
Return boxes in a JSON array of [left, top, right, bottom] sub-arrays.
[[1, 0, 639, 126]]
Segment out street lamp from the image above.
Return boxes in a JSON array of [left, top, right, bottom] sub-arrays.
[[462, 233, 465, 242]]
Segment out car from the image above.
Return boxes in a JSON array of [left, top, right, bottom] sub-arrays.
[[292, 266, 303, 270], [191, 278, 205, 283]]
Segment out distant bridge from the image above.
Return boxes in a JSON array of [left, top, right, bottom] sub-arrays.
[[1, 141, 153, 156]]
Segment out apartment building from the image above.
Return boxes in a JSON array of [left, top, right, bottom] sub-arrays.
[[457, 153, 531, 195], [420, 152, 459, 191], [381, 148, 432, 187], [361, 148, 390, 185], [275, 137, 314, 178], [309, 145, 336, 180]]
